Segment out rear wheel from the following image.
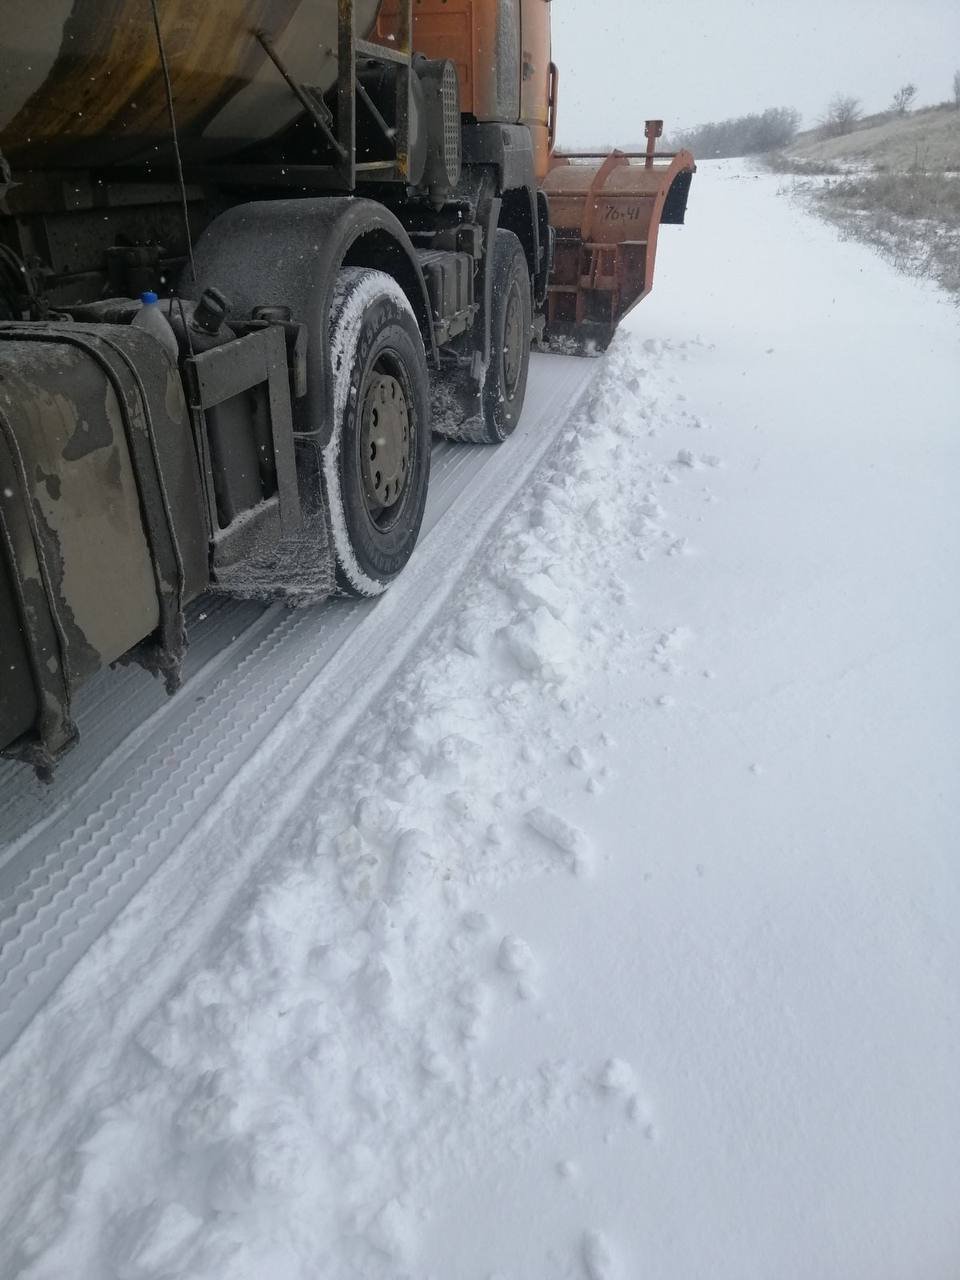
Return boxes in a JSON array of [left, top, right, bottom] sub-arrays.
[[324, 268, 431, 596], [483, 229, 533, 442], [434, 229, 532, 445]]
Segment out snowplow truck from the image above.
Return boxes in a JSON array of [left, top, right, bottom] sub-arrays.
[[0, 0, 694, 775]]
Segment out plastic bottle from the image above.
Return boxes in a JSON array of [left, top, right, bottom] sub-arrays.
[[131, 291, 180, 363]]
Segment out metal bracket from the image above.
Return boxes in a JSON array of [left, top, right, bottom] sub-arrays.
[[254, 30, 347, 160], [184, 326, 300, 575], [0, 409, 78, 778], [242, 0, 415, 192]]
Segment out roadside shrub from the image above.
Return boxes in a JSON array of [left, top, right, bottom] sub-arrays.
[[890, 84, 917, 115], [764, 152, 842, 177], [821, 94, 862, 138], [813, 171, 960, 297], [670, 107, 801, 159]]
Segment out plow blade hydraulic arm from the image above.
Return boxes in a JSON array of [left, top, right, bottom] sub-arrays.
[[542, 121, 695, 354]]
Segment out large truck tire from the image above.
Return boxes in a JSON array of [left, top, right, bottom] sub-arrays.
[[436, 230, 532, 446], [482, 230, 533, 443], [324, 268, 431, 597]]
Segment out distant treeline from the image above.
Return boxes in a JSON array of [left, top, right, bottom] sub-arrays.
[[668, 107, 801, 158]]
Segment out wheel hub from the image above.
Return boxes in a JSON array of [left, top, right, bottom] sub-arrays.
[[503, 281, 524, 398], [360, 371, 410, 522]]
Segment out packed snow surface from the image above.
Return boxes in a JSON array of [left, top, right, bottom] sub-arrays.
[[2, 161, 959, 1279]]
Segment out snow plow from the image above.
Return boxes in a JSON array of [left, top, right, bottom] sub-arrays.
[[0, 0, 694, 775], [544, 124, 695, 353]]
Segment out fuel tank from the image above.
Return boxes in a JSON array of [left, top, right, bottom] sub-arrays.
[[0, 0, 382, 170], [0, 322, 208, 771]]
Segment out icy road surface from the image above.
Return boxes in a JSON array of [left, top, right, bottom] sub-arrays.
[[2, 160, 959, 1280]]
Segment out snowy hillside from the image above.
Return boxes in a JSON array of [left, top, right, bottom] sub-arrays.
[[785, 104, 960, 172]]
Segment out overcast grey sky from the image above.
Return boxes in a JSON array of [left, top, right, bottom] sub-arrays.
[[551, 0, 960, 145]]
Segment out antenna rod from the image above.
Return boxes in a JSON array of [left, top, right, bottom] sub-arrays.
[[148, 0, 197, 284]]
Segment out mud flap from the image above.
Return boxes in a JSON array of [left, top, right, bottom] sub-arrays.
[[182, 325, 301, 598]]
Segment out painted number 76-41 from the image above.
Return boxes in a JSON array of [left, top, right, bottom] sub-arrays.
[[601, 204, 643, 223]]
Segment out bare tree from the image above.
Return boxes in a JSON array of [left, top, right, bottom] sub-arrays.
[[821, 94, 863, 138], [890, 83, 917, 114], [953, 69, 960, 109]]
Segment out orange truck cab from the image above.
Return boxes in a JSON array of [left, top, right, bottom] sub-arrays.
[[377, 0, 554, 179], [376, 0, 694, 351]]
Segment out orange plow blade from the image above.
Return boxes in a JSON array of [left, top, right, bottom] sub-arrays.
[[542, 121, 695, 354]]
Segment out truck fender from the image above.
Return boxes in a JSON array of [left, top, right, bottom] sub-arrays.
[[499, 185, 542, 302], [184, 198, 437, 447]]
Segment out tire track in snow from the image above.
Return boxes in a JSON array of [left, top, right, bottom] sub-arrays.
[[0, 353, 599, 1063]]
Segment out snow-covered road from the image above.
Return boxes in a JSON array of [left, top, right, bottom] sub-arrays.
[[0, 353, 598, 1062], [2, 161, 959, 1280]]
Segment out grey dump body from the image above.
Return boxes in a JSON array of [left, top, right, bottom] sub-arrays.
[[0, 0, 382, 169]]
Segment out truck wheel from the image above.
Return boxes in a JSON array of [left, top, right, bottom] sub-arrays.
[[323, 268, 431, 597], [483, 229, 533, 442], [435, 229, 532, 445]]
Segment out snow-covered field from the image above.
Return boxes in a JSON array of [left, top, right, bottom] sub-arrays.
[[2, 160, 959, 1280]]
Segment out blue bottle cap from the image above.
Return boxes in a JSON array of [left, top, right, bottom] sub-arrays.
[[140, 290, 159, 304]]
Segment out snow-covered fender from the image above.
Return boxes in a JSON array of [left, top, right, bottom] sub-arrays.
[[186, 198, 437, 449]]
